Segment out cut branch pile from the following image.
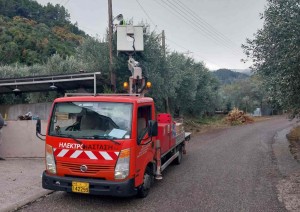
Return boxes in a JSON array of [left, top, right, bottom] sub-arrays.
[[287, 126, 300, 142], [226, 107, 254, 125]]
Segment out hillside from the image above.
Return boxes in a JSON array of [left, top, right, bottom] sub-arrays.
[[231, 69, 252, 75], [213, 69, 249, 85], [0, 0, 86, 65]]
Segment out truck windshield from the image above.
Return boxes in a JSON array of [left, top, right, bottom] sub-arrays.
[[48, 102, 133, 139]]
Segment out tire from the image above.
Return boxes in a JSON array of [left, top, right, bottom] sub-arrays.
[[174, 146, 183, 165], [137, 167, 153, 198]]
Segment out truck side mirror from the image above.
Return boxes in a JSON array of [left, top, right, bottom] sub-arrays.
[[0, 113, 4, 129], [36, 119, 41, 134], [36, 118, 45, 141], [148, 120, 158, 137]]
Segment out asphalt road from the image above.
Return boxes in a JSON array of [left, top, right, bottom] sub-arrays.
[[18, 116, 295, 212]]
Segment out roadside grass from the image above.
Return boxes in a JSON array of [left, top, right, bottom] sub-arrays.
[[184, 115, 228, 135], [251, 116, 272, 122], [184, 115, 273, 135]]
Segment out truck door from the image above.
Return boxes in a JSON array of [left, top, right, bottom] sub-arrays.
[[135, 105, 154, 185]]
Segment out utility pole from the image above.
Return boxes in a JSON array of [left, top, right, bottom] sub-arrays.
[[161, 30, 170, 113], [162, 30, 166, 58], [108, 0, 116, 92]]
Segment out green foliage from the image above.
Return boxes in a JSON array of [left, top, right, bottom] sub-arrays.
[[0, 54, 85, 78], [45, 54, 85, 75], [0, 0, 221, 117], [76, 37, 109, 77], [193, 115, 224, 125], [242, 0, 300, 116], [103, 85, 114, 94], [0, 0, 86, 65], [26, 91, 59, 104], [0, 0, 84, 32], [219, 76, 268, 113], [0, 29, 221, 117], [0, 15, 85, 65], [123, 31, 167, 110], [137, 31, 220, 116], [0, 53, 87, 104]]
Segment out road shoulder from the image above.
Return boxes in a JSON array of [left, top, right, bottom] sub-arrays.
[[0, 158, 52, 212], [273, 126, 300, 212]]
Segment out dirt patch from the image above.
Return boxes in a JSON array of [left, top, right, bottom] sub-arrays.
[[286, 126, 300, 161], [277, 173, 300, 211]]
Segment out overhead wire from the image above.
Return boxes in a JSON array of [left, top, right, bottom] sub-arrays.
[[59, 0, 67, 5], [135, 0, 157, 28], [152, 0, 229, 55], [153, 0, 241, 56], [136, 0, 221, 68], [59, 0, 70, 6], [173, 0, 241, 52], [165, 0, 241, 55], [163, 0, 241, 56], [166, 38, 220, 68], [63, 0, 70, 6]]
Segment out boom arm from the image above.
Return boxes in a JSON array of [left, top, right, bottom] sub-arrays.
[[128, 56, 146, 95]]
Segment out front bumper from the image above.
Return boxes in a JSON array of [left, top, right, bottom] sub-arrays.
[[42, 171, 137, 197]]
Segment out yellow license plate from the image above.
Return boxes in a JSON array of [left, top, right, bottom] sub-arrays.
[[72, 181, 89, 194]]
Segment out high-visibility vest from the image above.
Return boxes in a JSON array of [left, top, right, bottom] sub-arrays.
[[119, 20, 126, 25]]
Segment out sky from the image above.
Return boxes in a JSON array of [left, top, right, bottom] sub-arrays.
[[36, 0, 267, 71]]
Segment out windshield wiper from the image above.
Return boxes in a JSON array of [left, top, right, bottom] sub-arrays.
[[52, 133, 120, 146], [89, 135, 121, 145], [58, 133, 82, 144]]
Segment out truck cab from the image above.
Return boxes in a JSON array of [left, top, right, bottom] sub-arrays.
[[42, 95, 159, 197]]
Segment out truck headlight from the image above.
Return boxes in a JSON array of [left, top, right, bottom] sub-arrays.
[[46, 144, 56, 174], [115, 148, 130, 180]]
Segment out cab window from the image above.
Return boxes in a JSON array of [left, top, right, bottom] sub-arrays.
[[137, 106, 151, 140]]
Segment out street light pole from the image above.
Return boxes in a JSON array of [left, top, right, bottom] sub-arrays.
[[108, 0, 116, 92]]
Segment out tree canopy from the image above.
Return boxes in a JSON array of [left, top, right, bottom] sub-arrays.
[[242, 0, 300, 116], [220, 76, 268, 114], [0, 0, 227, 117], [0, 0, 84, 31], [0, 0, 86, 65]]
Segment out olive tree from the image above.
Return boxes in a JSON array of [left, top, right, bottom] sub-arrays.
[[242, 0, 300, 116]]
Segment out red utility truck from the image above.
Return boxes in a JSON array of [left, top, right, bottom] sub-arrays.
[[36, 25, 190, 197], [37, 94, 190, 197]]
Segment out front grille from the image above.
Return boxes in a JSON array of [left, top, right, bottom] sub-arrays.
[[65, 175, 105, 180], [57, 161, 114, 174]]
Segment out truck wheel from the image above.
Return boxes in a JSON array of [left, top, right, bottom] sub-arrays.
[[137, 167, 153, 198], [174, 146, 183, 165]]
